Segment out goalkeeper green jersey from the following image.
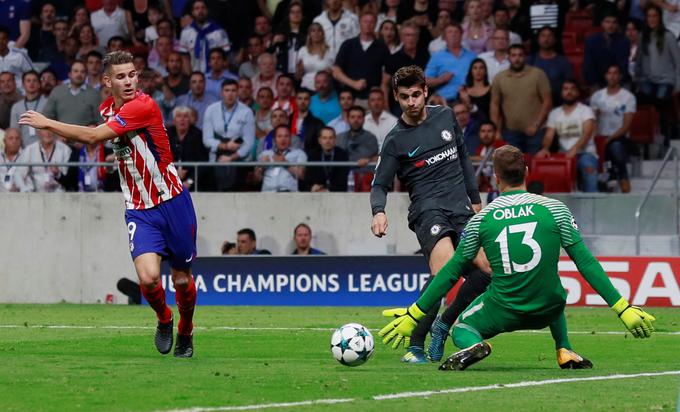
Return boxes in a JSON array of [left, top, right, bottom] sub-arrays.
[[418, 189, 622, 314]]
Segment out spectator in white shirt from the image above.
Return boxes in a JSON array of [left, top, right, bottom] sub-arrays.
[[256, 125, 307, 192], [251, 52, 281, 99], [313, 0, 359, 57], [179, 0, 231, 72], [363, 88, 397, 148], [14, 129, 72, 192], [0, 27, 33, 89], [429, 9, 453, 55], [478, 28, 510, 83], [537, 80, 598, 192], [590, 65, 636, 193], [296, 22, 334, 91], [0, 127, 21, 192], [90, 0, 130, 47]]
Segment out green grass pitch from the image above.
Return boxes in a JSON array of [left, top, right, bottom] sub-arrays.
[[0, 304, 678, 411]]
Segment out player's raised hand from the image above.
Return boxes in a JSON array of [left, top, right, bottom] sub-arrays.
[[612, 297, 656, 338], [18, 111, 49, 129], [379, 304, 426, 349], [371, 212, 388, 237]]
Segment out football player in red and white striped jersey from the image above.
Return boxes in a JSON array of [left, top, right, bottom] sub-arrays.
[[20, 51, 198, 358]]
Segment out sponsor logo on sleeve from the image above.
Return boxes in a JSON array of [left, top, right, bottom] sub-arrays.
[[114, 114, 127, 127]]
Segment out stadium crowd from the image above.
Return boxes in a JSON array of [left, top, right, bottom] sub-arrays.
[[0, 0, 678, 195]]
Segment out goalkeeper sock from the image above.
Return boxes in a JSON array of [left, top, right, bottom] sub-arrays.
[[440, 268, 491, 326], [452, 323, 483, 349], [549, 312, 572, 350], [175, 276, 196, 336], [409, 276, 440, 348], [141, 282, 172, 324]]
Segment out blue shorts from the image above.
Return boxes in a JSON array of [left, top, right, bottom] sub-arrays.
[[124, 189, 197, 270]]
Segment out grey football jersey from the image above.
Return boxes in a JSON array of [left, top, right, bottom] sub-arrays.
[[370, 105, 480, 222]]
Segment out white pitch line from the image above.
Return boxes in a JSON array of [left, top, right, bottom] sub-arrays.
[[162, 370, 680, 412], [0, 324, 679, 335]]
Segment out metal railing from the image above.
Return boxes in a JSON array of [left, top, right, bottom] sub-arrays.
[[634, 147, 679, 255]]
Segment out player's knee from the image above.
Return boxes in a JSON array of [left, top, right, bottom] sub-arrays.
[[173, 274, 190, 290], [138, 272, 161, 290]]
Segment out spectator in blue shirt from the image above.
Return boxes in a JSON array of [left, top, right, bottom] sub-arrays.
[[292, 223, 326, 255], [425, 23, 476, 102], [583, 12, 630, 91], [310, 70, 341, 124], [528, 26, 573, 105], [174, 71, 219, 128], [0, 0, 30, 49]]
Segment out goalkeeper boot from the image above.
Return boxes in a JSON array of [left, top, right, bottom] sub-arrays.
[[557, 348, 593, 369], [439, 341, 492, 371], [174, 334, 193, 358], [427, 316, 450, 362], [401, 346, 428, 363], [155, 318, 173, 355]]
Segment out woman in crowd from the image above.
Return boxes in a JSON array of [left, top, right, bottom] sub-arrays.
[[636, 4, 680, 146], [459, 58, 491, 120], [462, 0, 492, 54], [271, 1, 308, 76], [76, 24, 102, 59], [379, 20, 401, 54], [296, 22, 333, 91]]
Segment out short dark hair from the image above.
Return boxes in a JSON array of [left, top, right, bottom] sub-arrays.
[[103, 51, 133, 73], [368, 87, 384, 97], [277, 73, 295, 84], [0, 26, 9, 37], [492, 145, 526, 186], [221, 78, 238, 89], [348, 105, 365, 115], [480, 120, 497, 130], [237, 228, 256, 241], [294, 223, 311, 236], [273, 124, 291, 136], [338, 88, 355, 99], [297, 87, 313, 97], [190, 70, 205, 80], [107, 35, 125, 47], [257, 86, 274, 96], [22, 70, 39, 83], [86, 50, 103, 61], [561, 78, 579, 89], [209, 47, 226, 60], [39, 68, 57, 79], [508, 44, 525, 53], [318, 126, 336, 139], [392, 65, 426, 92]]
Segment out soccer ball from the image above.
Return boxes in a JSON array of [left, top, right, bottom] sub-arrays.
[[330, 323, 375, 367]]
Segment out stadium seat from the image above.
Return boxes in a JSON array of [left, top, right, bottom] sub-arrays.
[[529, 155, 577, 193], [565, 52, 585, 86], [594, 135, 607, 172], [629, 105, 659, 159], [562, 31, 582, 54], [354, 171, 374, 192], [566, 12, 594, 36]]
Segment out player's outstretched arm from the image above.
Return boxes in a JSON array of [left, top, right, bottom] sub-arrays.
[[19, 111, 116, 145], [565, 241, 656, 338]]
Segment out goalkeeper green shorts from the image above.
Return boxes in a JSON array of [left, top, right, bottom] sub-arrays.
[[456, 292, 565, 339]]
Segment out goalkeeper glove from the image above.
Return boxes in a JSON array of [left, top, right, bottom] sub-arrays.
[[378, 303, 426, 349], [611, 297, 656, 338]]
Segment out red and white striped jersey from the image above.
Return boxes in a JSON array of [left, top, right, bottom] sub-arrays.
[[100, 92, 184, 209]]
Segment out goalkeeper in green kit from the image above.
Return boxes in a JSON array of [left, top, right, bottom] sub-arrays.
[[379, 145, 656, 371]]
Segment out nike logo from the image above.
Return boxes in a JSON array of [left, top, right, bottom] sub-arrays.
[[185, 255, 193, 263], [408, 146, 420, 158]]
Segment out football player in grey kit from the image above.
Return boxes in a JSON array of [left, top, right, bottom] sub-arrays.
[[370, 65, 493, 363]]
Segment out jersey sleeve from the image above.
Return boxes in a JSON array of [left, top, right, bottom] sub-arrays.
[[552, 201, 583, 248], [105, 97, 154, 135], [370, 137, 399, 215]]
